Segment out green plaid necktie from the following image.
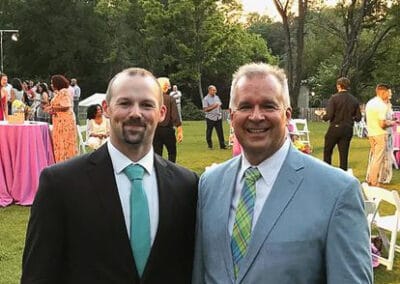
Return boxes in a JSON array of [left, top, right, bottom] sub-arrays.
[[231, 167, 261, 278], [123, 164, 150, 277]]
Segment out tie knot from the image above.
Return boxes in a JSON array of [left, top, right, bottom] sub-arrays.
[[123, 164, 145, 181], [244, 167, 261, 185]]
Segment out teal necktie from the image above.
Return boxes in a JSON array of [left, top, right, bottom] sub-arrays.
[[123, 164, 150, 277], [231, 167, 261, 278]]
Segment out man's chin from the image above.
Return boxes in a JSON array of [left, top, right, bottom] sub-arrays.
[[122, 133, 144, 145]]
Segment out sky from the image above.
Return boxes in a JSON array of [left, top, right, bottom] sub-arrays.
[[240, 0, 339, 20], [241, 0, 277, 18]]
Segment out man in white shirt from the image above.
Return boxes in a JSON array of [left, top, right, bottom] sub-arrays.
[[170, 84, 182, 121], [193, 63, 372, 284], [22, 67, 198, 283], [202, 85, 227, 149], [71, 78, 81, 122], [365, 84, 394, 186]]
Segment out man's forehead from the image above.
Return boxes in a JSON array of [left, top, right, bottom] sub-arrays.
[[113, 74, 158, 93]]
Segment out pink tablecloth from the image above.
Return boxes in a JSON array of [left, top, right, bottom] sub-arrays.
[[392, 112, 400, 165], [0, 121, 54, 207]]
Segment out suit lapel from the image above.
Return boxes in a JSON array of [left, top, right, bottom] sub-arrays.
[[220, 158, 242, 283], [87, 145, 138, 273], [237, 147, 305, 282], [142, 155, 172, 274]]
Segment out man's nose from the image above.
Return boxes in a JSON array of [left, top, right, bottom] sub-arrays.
[[249, 106, 265, 120], [128, 104, 142, 118]]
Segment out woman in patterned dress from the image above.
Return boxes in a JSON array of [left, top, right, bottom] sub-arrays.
[[46, 75, 77, 162]]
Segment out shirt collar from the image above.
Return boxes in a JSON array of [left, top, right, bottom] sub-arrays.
[[239, 138, 290, 186], [107, 141, 154, 176]]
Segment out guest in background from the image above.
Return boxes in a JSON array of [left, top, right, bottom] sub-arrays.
[[153, 77, 183, 163], [86, 104, 110, 150], [45, 75, 77, 162], [170, 85, 182, 121], [22, 81, 34, 107], [71, 78, 81, 123], [370, 88, 395, 184], [9, 86, 26, 114], [0, 73, 8, 120], [10, 78, 24, 101], [322, 77, 361, 171], [35, 83, 51, 123], [365, 84, 395, 186], [202, 85, 227, 149]]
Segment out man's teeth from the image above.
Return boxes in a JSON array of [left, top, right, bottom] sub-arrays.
[[248, 128, 265, 133]]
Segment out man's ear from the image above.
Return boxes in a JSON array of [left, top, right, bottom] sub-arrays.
[[285, 107, 292, 125], [102, 100, 110, 118]]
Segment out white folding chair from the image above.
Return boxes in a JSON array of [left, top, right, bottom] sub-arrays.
[[361, 182, 400, 270], [290, 119, 310, 145], [354, 117, 367, 138], [77, 124, 87, 154]]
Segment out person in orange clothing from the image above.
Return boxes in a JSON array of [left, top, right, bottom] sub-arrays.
[[45, 75, 77, 162]]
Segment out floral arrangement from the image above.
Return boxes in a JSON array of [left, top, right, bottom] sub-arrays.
[[292, 138, 312, 154]]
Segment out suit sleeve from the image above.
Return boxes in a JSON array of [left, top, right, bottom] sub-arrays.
[[325, 179, 373, 284], [192, 175, 205, 284], [21, 168, 65, 284]]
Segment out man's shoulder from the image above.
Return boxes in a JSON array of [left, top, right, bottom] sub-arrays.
[[155, 155, 198, 180], [42, 154, 93, 181], [366, 96, 385, 109], [200, 157, 239, 181]]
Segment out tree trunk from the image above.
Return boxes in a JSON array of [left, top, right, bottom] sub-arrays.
[[273, 0, 308, 110]]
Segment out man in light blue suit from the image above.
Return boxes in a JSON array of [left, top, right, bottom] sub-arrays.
[[192, 63, 372, 284]]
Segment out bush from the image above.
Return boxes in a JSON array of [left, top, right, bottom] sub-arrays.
[[182, 100, 204, 121]]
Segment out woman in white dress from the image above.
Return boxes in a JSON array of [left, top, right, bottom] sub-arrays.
[[86, 104, 110, 150]]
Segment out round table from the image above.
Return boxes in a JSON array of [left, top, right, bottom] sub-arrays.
[[0, 121, 55, 207]]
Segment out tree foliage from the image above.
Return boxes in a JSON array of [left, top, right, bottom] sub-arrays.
[[0, 0, 275, 108], [3, 0, 399, 109]]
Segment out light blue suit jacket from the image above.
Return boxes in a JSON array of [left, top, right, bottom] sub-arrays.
[[193, 146, 373, 284]]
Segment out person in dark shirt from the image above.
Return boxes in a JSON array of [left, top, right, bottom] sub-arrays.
[[153, 77, 182, 163], [321, 77, 362, 170]]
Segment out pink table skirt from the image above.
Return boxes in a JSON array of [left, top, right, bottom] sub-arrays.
[[393, 112, 400, 165], [0, 121, 55, 207]]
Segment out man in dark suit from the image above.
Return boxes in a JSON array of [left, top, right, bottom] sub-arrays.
[[322, 77, 362, 170], [21, 68, 198, 284]]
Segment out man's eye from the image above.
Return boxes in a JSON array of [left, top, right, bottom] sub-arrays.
[[263, 104, 277, 110], [118, 101, 130, 106], [142, 103, 156, 109], [237, 105, 252, 111]]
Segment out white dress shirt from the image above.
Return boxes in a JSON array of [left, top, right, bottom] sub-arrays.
[[228, 138, 290, 235], [107, 142, 159, 245]]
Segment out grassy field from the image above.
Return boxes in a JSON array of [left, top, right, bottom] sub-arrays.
[[1, 120, 400, 283]]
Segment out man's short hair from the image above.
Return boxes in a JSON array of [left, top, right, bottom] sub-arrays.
[[376, 83, 390, 91], [105, 67, 162, 105], [336, 77, 350, 90], [229, 62, 290, 110]]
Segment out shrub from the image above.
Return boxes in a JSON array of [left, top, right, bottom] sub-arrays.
[[182, 100, 204, 121]]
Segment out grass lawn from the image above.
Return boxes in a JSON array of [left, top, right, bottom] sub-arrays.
[[1, 120, 400, 283]]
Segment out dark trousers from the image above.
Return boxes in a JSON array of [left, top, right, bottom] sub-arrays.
[[153, 126, 177, 163], [73, 99, 79, 124], [323, 124, 353, 170], [206, 118, 225, 148]]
